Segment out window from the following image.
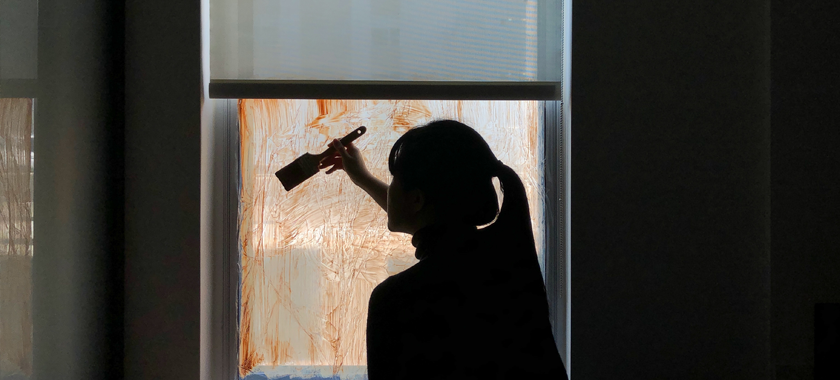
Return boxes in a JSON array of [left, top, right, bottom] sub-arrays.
[[237, 99, 544, 378], [0, 98, 35, 380], [209, 1, 570, 379], [1, 2, 38, 376]]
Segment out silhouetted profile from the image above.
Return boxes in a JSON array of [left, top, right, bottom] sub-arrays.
[[320, 120, 568, 379]]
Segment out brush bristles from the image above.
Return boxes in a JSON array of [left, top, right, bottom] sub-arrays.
[[276, 160, 307, 191]]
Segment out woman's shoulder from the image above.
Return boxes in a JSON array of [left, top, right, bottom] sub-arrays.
[[373, 260, 430, 292], [370, 258, 452, 305]]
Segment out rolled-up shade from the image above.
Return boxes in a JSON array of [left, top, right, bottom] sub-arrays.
[[210, 0, 562, 81]]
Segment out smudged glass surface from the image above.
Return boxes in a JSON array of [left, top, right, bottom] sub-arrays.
[[238, 99, 544, 378], [211, 0, 563, 81], [0, 98, 34, 379]]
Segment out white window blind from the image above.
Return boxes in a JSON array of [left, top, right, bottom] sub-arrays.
[[210, 0, 562, 82]]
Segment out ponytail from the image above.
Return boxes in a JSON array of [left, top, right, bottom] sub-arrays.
[[482, 162, 550, 317], [484, 162, 537, 258]]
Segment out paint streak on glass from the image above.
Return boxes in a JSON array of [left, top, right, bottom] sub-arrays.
[[238, 99, 543, 378], [0, 98, 34, 379]]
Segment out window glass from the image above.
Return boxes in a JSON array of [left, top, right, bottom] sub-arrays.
[[0, 98, 34, 379], [238, 99, 544, 378], [211, 0, 562, 81]]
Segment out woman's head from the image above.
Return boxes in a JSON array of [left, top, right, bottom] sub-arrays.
[[386, 120, 548, 318], [386, 120, 503, 234]]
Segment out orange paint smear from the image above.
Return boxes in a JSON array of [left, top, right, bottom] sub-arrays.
[[237, 99, 543, 376]]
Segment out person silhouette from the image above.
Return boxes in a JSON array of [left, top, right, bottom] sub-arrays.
[[319, 120, 568, 379]]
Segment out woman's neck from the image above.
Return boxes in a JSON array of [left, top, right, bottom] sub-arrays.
[[411, 222, 478, 260]]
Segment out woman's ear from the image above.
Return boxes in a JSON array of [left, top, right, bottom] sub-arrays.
[[407, 188, 426, 214]]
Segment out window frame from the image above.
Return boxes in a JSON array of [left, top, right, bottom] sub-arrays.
[[1, 66, 38, 380], [210, 80, 559, 101], [0, 96, 36, 380], [208, 1, 572, 378], [0, 80, 38, 98], [213, 93, 568, 379]]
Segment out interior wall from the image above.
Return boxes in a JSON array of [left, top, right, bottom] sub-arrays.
[[770, 1, 840, 379], [32, 0, 124, 378], [570, 1, 771, 378], [124, 0, 203, 379], [0, 0, 37, 79], [23, 0, 840, 378]]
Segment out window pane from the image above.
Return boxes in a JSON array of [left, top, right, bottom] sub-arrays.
[[238, 99, 544, 378], [0, 98, 34, 379], [211, 0, 562, 81]]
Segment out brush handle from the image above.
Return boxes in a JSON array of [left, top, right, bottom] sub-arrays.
[[317, 126, 367, 159]]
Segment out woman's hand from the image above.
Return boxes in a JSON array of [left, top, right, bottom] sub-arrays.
[[320, 139, 389, 211], [318, 139, 388, 211], [319, 139, 370, 184]]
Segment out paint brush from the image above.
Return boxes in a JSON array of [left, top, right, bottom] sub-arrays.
[[275, 126, 367, 191]]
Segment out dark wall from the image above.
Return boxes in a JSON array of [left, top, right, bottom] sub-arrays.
[[570, 1, 771, 378], [32, 0, 124, 378], [771, 2, 840, 379], [124, 0, 203, 379], [22, 0, 839, 379]]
